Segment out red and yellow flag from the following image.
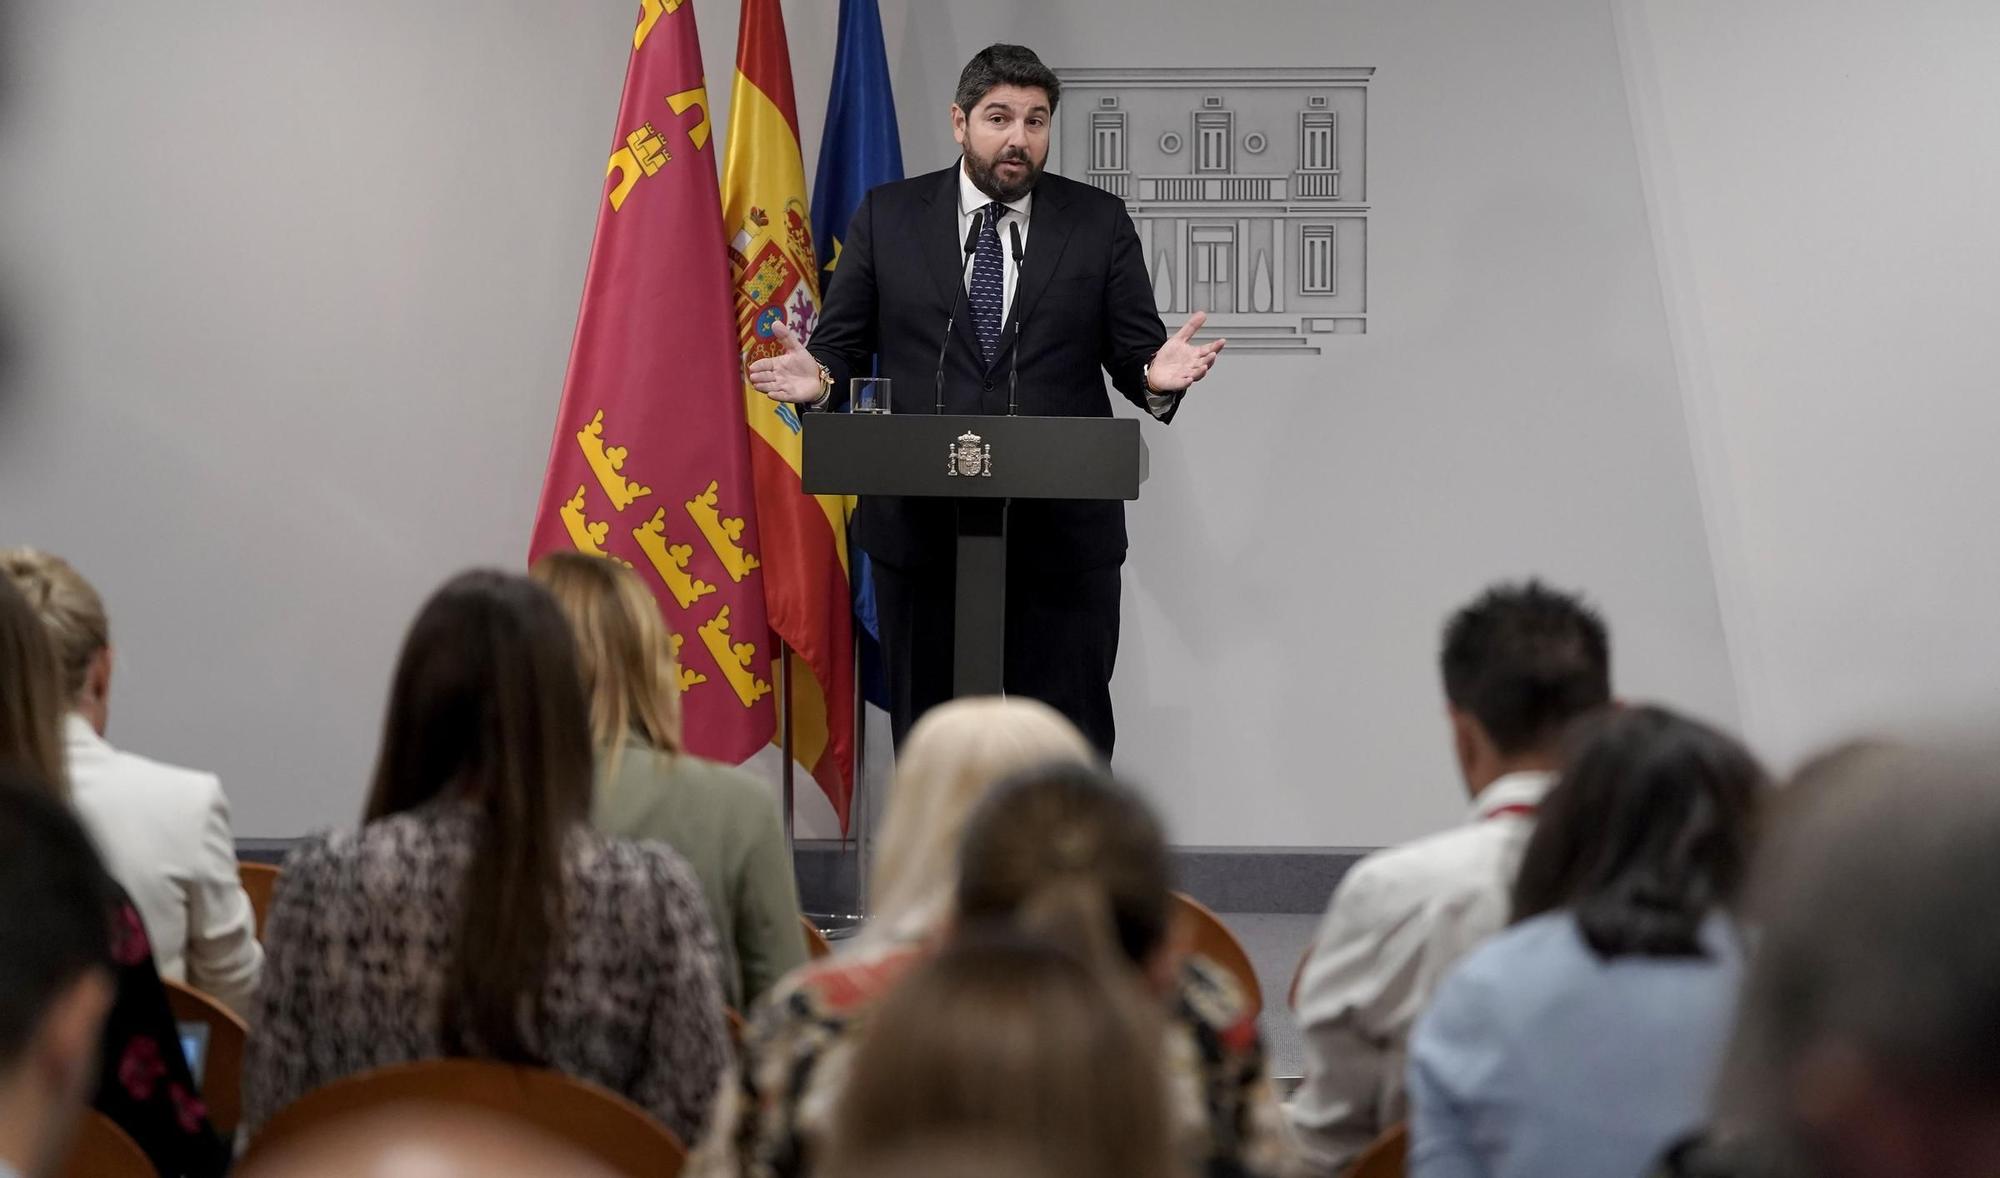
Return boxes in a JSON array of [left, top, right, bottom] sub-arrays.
[[530, 0, 776, 764], [723, 0, 857, 827]]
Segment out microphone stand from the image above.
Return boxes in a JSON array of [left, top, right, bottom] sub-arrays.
[[1007, 221, 1026, 416], [934, 212, 984, 415]]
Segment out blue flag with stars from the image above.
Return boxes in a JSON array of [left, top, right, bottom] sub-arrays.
[[812, 0, 902, 708]]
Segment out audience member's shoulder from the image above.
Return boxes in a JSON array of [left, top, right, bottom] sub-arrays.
[[1338, 814, 1519, 905], [581, 824, 705, 901], [777, 937, 928, 1019], [95, 739, 225, 804], [669, 753, 771, 807]]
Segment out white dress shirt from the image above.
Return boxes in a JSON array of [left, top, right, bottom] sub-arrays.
[[955, 162, 1175, 417], [1287, 771, 1555, 1176], [65, 714, 263, 1018]]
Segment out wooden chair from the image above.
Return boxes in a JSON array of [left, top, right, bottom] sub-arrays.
[[238, 861, 280, 940], [240, 1059, 685, 1178], [58, 1110, 156, 1177], [162, 978, 247, 1138], [1288, 943, 1312, 1010], [1171, 891, 1264, 1019], [1344, 1122, 1407, 1178], [801, 913, 833, 960]]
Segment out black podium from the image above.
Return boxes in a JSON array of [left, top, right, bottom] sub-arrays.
[[801, 413, 1147, 696]]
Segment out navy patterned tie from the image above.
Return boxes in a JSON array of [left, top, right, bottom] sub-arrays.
[[968, 201, 1007, 366]]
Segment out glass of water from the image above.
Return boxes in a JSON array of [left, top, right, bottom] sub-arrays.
[[851, 377, 892, 414]]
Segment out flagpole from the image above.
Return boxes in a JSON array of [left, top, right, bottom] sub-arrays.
[[854, 636, 870, 916], [779, 641, 795, 850]]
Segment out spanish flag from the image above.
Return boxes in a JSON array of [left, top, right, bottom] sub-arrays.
[[529, 0, 777, 765], [723, 0, 857, 827]]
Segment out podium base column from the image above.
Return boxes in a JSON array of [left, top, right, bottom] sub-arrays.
[[952, 498, 1008, 698]]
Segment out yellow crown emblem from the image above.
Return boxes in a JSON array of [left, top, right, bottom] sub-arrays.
[[670, 632, 707, 692], [696, 605, 771, 707], [560, 486, 611, 557], [687, 481, 761, 583], [576, 410, 652, 511], [633, 508, 716, 610]]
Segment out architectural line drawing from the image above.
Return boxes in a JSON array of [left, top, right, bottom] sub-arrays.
[[1054, 67, 1374, 353]]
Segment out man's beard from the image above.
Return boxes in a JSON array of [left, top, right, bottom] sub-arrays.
[[965, 144, 1043, 203]]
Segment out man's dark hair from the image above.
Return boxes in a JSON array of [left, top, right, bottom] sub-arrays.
[[953, 44, 1061, 116], [1439, 580, 1610, 755], [0, 769, 114, 1069], [1512, 705, 1765, 958]]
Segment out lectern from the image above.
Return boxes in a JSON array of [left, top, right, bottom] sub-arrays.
[[801, 413, 1147, 696]]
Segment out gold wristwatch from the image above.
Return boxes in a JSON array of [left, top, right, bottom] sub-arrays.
[[811, 361, 834, 408]]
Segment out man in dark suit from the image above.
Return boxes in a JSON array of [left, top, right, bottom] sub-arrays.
[[749, 43, 1224, 755]]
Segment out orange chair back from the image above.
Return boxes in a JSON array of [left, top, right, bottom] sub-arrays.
[[1171, 892, 1264, 1019], [238, 861, 280, 941], [801, 914, 833, 960], [163, 978, 247, 1138], [59, 1110, 156, 1178], [240, 1059, 685, 1178], [1345, 1122, 1408, 1178]]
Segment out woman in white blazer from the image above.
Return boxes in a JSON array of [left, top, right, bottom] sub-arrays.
[[2, 549, 262, 1019]]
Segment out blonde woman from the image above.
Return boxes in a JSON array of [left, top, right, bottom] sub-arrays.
[[532, 552, 804, 1008], [0, 548, 262, 1019], [690, 696, 1098, 1178]]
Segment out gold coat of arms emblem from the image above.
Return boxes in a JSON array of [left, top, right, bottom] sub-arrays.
[[947, 431, 992, 478]]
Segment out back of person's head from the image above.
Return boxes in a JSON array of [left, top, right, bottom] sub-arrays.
[[822, 932, 1183, 1178], [1511, 704, 1764, 958], [0, 770, 116, 1177], [821, 1137, 1068, 1178], [955, 764, 1174, 984], [1714, 745, 2000, 1178], [0, 548, 107, 709], [238, 1104, 622, 1178], [1440, 580, 1611, 786], [363, 570, 595, 1065], [530, 552, 682, 761], [869, 698, 1096, 938], [0, 573, 68, 792]]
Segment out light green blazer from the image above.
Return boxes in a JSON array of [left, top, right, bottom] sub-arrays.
[[592, 738, 807, 1009]]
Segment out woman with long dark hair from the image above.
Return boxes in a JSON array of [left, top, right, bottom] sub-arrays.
[[244, 570, 729, 1142], [1406, 704, 1765, 1178]]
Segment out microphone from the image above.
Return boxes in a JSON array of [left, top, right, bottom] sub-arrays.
[[1007, 220, 1025, 417], [934, 211, 985, 415]]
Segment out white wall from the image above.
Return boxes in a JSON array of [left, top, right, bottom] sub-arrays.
[[1616, 0, 2000, 769], [0, 0, 1744, 845]]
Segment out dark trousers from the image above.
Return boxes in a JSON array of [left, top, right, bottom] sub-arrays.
[[871, 554, 1122, 757]]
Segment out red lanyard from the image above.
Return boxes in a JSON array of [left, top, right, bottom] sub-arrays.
[[1484, 803, 1538, 821]]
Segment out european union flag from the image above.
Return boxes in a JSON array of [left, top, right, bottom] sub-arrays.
[[812, 0, 902, 708]]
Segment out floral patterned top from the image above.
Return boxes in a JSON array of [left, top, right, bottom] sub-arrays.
[[244, 802, 731, 1144], [97, 887, 230, 1178], [688, 935, 1301, 1178]]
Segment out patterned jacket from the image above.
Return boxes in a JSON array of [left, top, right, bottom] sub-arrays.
[[689, 935, 1300, 1178], [244, 801, 731, 1144]]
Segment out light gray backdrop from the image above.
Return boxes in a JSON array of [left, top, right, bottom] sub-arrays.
[[4, 0, 1988, 846]]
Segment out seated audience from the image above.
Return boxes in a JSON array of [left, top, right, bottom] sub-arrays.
[[0, 548, 262, 1018], [1290, 580, 1612, 1174], [821, 933, 1184, 1178], [532, 552, 804, 1008], [1406, 705, 1764, 1178], [1657, 745, 2000, 1178], [695, 754, 1296, 1178], [243, 570, 729, 1143], [0, 772, 117, 1178], [0, 573, 229, 1177]]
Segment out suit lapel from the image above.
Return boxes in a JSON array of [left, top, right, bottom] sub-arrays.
[[920, 166, 969, 327], [993, 177, 1073, 372]]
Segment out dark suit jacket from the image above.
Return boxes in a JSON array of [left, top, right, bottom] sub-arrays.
[[807, 164, 1176, 571]]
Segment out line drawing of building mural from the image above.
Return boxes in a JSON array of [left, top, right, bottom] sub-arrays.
[[1054, 67, 1374, 352]]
